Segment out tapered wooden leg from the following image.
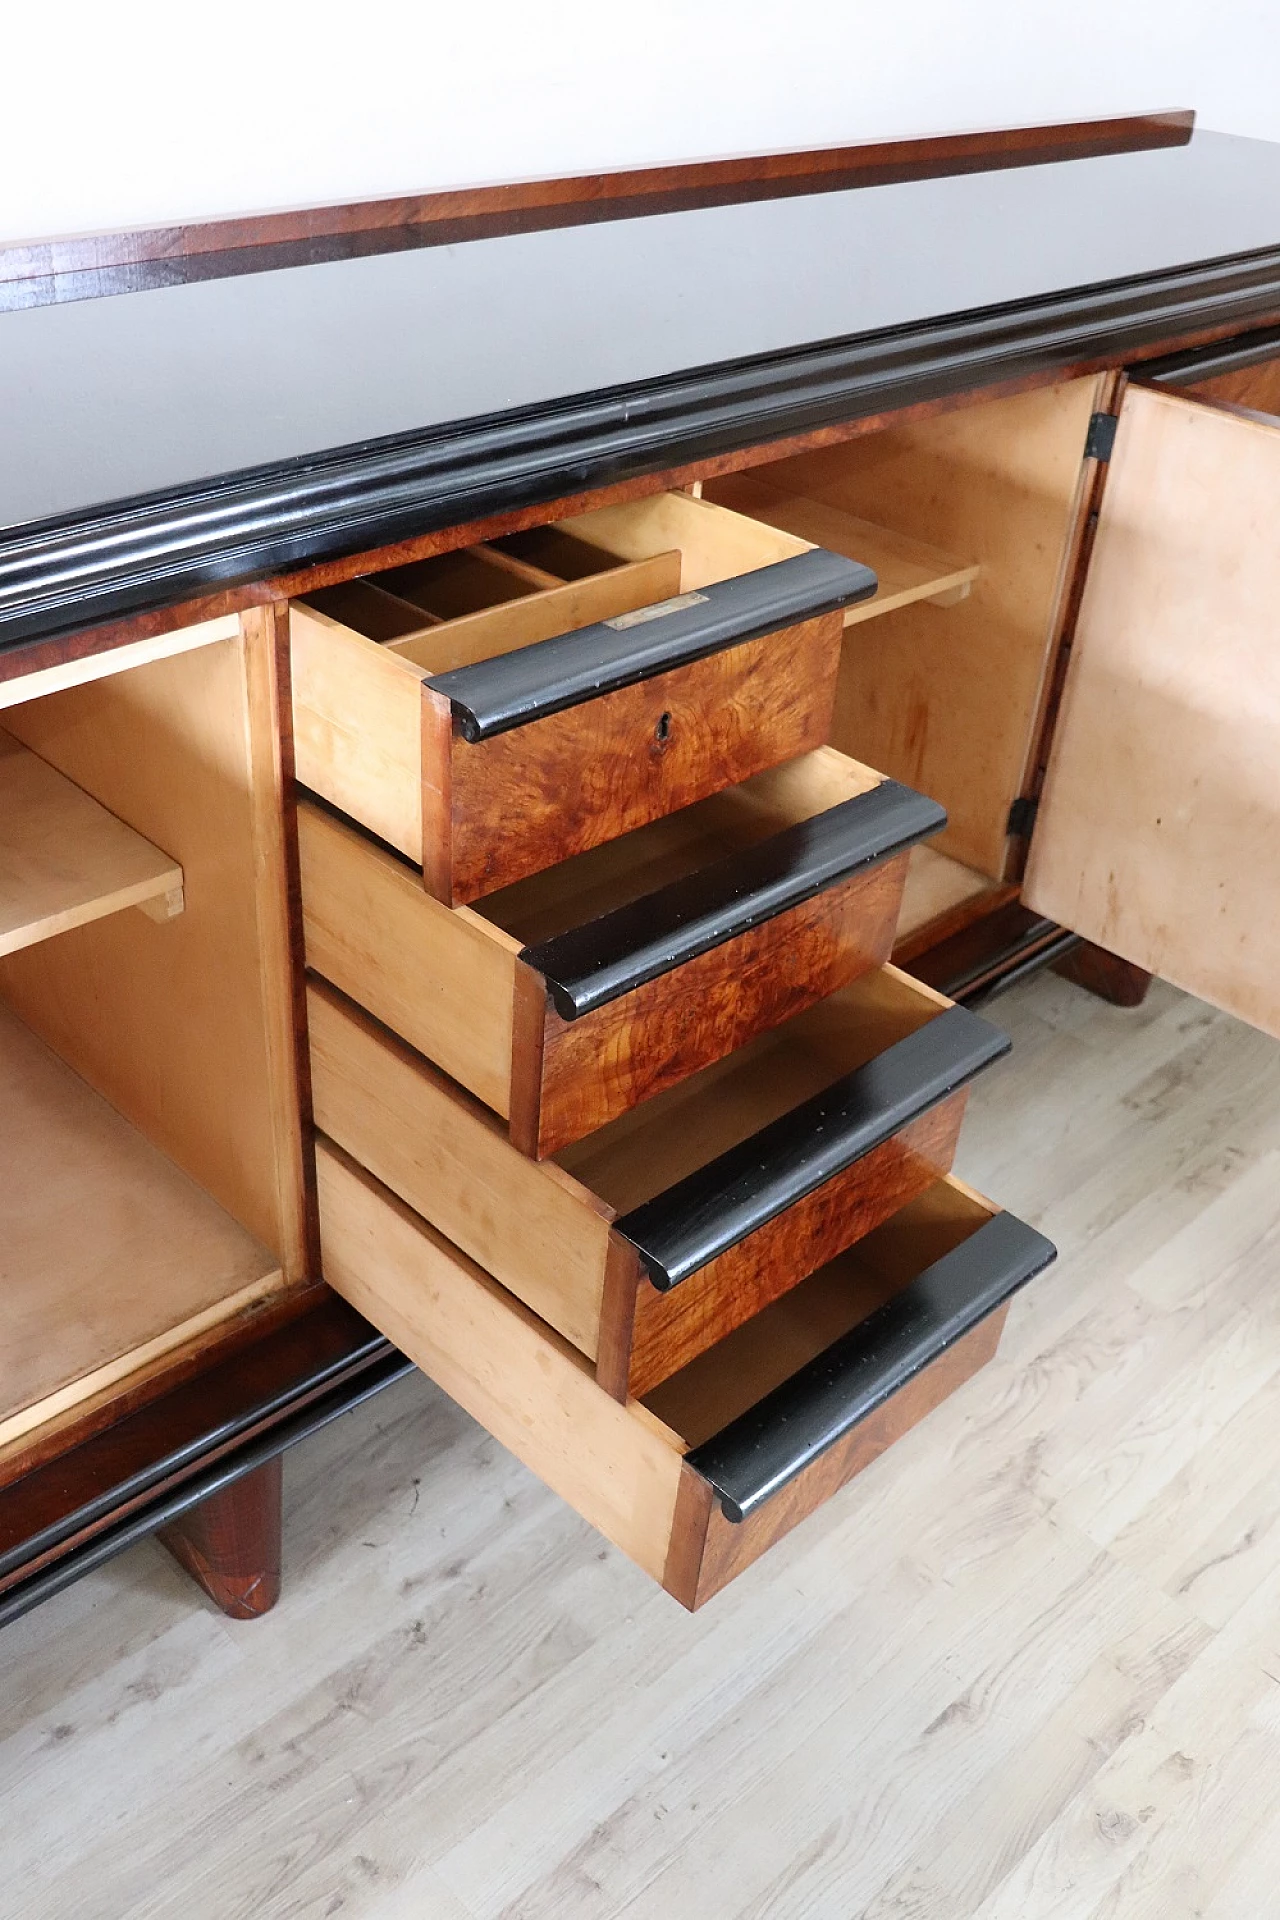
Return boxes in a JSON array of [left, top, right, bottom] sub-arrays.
[[1054, 939, 1153, 1008], [159, 1456, 283, 1618]]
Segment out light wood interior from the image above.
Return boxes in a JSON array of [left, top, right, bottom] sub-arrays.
[[301, 482, 810, 682], [315, 1140, 686, 1586], [704, 470, 980, 620], [0, 621, 306, 1274], [895, 843, 1003, 946], [556, 964, 949, 1212], [1025, 384, 1280, 1039], [0, 728, 184, 956], [386, 554, 682, 673], [477, 744, 882, 944], [643, 1176, 996, 1444], [377, 543, 560, 620], [706, 377, 1108, 877], [558, 489, 810, 591], [0, 613, 240, 713], [0, 999, 282, 1452], [308, 979, 613, 1358]]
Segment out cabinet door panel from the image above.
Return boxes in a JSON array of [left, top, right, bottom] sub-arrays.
[[1024, 384, 1280, 1038]]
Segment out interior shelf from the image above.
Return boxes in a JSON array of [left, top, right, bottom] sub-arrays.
[[702, 474, 980, 623], [895, 845, 1006, 948], [0, 727, 184, 958], [0, 1001, 283, 1453]]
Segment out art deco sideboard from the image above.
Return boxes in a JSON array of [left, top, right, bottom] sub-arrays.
[[3, 110, 1279, 1623]]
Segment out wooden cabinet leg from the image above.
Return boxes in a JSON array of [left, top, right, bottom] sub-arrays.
[[1054, 939, 1153, 1008], [158, 1456, 283, 1618]]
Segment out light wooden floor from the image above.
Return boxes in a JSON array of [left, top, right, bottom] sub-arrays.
[[6, 970, 1280, 1919]]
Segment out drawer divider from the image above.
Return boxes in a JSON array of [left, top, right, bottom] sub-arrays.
[[685, 1209, 1056, 1522], [428, 548, 876, 741], [522, 780, 946, 1020], [614, 1004, 1009, 1291]]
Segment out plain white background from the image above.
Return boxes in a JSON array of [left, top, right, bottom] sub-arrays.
[[3, 0, 1280, 243]]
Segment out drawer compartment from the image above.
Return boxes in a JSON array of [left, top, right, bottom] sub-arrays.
[[316, 1144, 1054, 1608], [291, 490, 876, 905], [300, 748, 944, 1157], [308, 962, 1008, 1398]]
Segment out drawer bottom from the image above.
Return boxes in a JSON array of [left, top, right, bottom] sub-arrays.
[[316, 1142, 1053, 1609]]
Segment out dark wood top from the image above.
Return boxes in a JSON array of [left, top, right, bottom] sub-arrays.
[[4, 121, 1280, 657]]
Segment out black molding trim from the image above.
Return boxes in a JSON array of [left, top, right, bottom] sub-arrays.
[[615, 1003, 1010, 1291], [0, 1348, 413, 1632], [523, 780, 945, 1021], [1140, 323, 1280, 386], [5, 243, 1280, 656], [430, 550, 875, 741], [686, 1209, 1056, 1521]]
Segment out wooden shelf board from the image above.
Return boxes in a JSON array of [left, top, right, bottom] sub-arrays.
[[703, 473, 980, 623], [894, 845, 1004, 946], [0, 728, 184, 958], [0, 1001, 283, 1451]]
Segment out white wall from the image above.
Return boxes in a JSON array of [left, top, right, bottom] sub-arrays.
[[5, 0, 1279, 244]]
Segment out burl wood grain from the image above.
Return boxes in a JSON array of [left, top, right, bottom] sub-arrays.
[[510, 851, 909, 1160], [427, 613, 842, 906], [619, 1094, 968, 1400], [158, 1456, 283, 1619], [662, 1307, 1007, 1610]]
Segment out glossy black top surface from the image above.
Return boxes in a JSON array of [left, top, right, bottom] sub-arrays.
[[4, 129, 1280, 536]]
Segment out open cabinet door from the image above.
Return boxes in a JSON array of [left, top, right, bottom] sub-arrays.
[[1023, 382, 1280, 1038]]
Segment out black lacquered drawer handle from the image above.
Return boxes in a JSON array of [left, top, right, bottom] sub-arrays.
[[522, 779, 945, 1020], [427, 548, 876, 741], [615, 1002, 1009, 1290], [687, 1209, 1056, 1521]]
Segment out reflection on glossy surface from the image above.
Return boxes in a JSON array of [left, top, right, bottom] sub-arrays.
[[2, 129, 1280, 533]]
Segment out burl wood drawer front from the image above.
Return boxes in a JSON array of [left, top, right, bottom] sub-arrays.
[[291, 491, 875, 907], [308, 964, 1009, 1399], [316, 1144, 1054, 1609], [299, 750, 945, 1159]]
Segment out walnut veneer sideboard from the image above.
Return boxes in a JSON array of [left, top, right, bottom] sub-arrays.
[[4, 110, 1280, 1624]]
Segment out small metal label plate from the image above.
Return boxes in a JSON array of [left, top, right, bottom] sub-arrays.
[[604, 591, 710, 631]]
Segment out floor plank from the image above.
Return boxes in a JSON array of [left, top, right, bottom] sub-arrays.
[[4, 972, 1280, 1918]]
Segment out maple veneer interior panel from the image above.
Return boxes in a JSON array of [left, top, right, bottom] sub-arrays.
[[0, 1000, 283, 1450], [0, 727, 182, 956], [709, 377, 1107, 877]]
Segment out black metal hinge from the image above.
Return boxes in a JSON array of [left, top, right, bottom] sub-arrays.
[[1085, 412, 1120, 461], [1007, 795, 1040, 838]]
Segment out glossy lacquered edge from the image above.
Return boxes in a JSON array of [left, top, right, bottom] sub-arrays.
[[615, 1003, 1011, 1291], [1140, 323, 1280, 385], [5, 242, 1280, 656], [523, 780, 946, 1020], [431, 550, 876, 741], [0, 1349, 412, 1631], [686, 1208, 1056, 1521], [0, 113, 1194, 303], [0, 1295, 406, 1619]]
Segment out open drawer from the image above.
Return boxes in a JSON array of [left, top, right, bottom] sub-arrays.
[[316, 1145, 1053, 1609], [291, 491, 875, 906], [300, 749, 945, 1158], [1024, 375, 1280, 1039], [309, 962, 1008, 1398]]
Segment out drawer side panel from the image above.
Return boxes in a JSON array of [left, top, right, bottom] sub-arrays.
[[316, 1143, 683, 1582]]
